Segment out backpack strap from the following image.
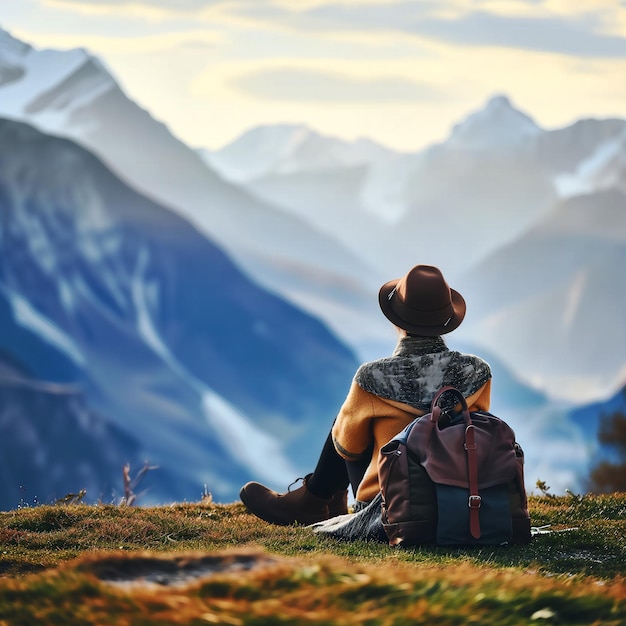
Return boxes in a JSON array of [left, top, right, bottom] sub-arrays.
[[464, 423, 481, 539], [430, 386, 470, 425], [432, 386, 482, 539]]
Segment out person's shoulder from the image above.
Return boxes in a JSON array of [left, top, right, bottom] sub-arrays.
[[449, 350, 492, 377], [353, 354, 418, 397], [354, 357, 386, 381], [354, 353, 410, 376], [354, 355, 396, 384]]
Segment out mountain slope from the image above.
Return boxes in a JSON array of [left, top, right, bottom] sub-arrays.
[[458, 189, 626, 401], [0, 117, 359, 504], [0, 286, 156, 510], [568, 384, 626, 479], [0, 349, 144, 509]]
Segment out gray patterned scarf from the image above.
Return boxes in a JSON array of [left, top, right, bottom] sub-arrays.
[[354, 335, 491, 412]]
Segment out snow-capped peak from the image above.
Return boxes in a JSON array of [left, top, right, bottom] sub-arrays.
[[201, 123, 392, 183], [0, 26, 32, 58], [447, 94, 541, 151], [0, 28, 115, 134]]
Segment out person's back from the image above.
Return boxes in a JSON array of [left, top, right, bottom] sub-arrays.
[[333, 333, 491, 504], [240, 264, 492, 525]]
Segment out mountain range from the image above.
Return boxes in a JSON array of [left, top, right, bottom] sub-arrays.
[[1, 25, 625, 502], [204, 101, 626, 402], [3, 26, 625, 400]]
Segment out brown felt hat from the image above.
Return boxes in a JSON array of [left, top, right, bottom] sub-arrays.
[[378, 265, 466, 336]]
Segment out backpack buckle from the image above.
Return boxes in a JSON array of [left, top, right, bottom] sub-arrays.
[[468, 495, 482, 509]]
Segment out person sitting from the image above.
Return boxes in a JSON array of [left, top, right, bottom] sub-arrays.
[[239, 264, 492, 526]]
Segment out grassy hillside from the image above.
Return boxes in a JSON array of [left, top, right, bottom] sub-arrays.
[[0, 493, 624, 625]]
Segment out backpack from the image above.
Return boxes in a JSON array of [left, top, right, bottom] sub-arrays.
[[378, 386, 531, 547]]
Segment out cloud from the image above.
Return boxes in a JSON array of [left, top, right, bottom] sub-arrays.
[[45, 0, 281, 15], [230, 66, 446, 102], [413, 11, 626, 58], [47, 0, 220, 8], [231, 1, 626, 59], [13, 28, 221, 55], [46, 0, 626, 59]]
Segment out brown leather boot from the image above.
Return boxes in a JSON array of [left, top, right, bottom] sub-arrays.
[[240, 475, 342, 526]]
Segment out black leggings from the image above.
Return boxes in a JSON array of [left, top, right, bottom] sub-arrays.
[[306, 431, 372, 499]]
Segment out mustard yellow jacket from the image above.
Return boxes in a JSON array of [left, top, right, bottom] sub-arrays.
[[332, 378, 492, 503]]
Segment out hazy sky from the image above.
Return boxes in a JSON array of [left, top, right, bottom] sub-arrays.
[[3, 0, 626, 152]]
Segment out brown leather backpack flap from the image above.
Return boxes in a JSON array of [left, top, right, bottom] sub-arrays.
[[408, 412, 519, 488]]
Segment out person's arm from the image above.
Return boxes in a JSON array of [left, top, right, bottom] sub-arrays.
[[331, 382, 419, 460], [331, 381, 377, 461]]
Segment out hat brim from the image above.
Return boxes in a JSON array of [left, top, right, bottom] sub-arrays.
[[378, 279, 466, 336]]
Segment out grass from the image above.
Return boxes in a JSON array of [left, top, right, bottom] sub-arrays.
[[0, 493, 624, 624]]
